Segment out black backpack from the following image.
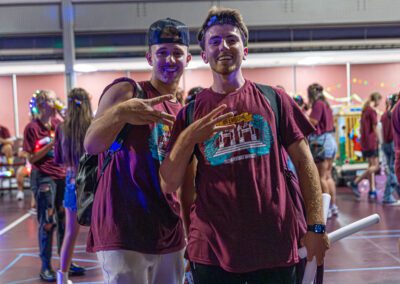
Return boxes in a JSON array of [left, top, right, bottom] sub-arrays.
[[76, 80, 145, 226]]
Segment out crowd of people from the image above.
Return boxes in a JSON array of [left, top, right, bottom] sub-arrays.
[[1, 6, 400, 284]]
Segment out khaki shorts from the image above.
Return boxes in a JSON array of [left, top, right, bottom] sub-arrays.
[[97, 248, 185, 284]]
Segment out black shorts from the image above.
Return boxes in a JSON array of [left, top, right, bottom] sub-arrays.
[[362, 149, 379, 158]]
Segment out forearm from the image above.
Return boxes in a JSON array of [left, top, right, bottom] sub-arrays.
[[160, 130, 196, 193], [296, 159, 324, 224], [290, 142, 324, 225], [29, 143, 54, 164], [84, 104, 126, 154]]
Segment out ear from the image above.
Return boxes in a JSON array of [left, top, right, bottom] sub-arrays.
[[186, 53, 192, 67], [146, 50, 153, 66], [243, 47, 249, 60], [201, 50, 208, 64]]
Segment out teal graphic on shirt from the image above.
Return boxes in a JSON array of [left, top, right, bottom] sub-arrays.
[[203, 113, 273, 166], [149, 123, 171, 161]]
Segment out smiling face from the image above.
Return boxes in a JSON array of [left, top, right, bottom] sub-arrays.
[[146, 43, 191, 85], [201, 24, 248, 75]]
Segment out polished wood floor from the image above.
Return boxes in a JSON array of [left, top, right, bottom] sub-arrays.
[[0, 180, 399, 283]]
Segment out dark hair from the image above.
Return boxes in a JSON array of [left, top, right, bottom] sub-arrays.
[[307, 83, 329, 106], [197, 6, 249, 50], [61, 88, 93, 168], [362, 92, 382, 112], [387, 92, 400, 116], [293, 95, 304, 107], [185, 86, 204, 104]]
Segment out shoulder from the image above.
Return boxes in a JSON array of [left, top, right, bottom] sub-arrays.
[[100, 78, 136, 103]]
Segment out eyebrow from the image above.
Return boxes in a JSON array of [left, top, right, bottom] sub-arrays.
[[209, 34, 239, 41]]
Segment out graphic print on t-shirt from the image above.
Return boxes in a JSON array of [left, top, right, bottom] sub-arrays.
[[149, 123, 172, 161], [204, 113, 273, 165]]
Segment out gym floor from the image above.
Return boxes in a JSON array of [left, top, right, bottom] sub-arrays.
[[0, 185, 399, 284]]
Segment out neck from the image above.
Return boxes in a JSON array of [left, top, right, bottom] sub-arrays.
[[39, 112, 51, 125], [150, 77, 180, 98], [211, 69, 245, 94]]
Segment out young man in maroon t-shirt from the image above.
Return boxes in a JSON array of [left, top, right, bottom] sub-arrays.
[[22, 90, 70, 281], [160, 7, 329, 283], [350, 92, 382, 201], [84, 18, 191, 283]]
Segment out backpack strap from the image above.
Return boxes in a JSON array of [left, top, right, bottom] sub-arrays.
[[255, 83, 281, 143], [100, 81, 146, 175], [185, 99, 196, 128]]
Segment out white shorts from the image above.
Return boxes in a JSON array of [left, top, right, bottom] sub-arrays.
[[97, 249, 185, 284]]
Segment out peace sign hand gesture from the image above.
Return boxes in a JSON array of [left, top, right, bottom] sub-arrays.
[[186, 104, 235, 144]]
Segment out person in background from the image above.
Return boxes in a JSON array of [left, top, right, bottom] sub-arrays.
[[15, 149, 31, 202], [350, 92, 382, 201], [307, 83, 339, 217], [185, 86, 203, 104], [294, 94, 309, 114], [382, 93, 400, 205], [54, 88, 92, 283], [161, 7, 328, 283], [391, 91, 400, 184], [84, 18, 191, 283], [23, 90, 67, 281]]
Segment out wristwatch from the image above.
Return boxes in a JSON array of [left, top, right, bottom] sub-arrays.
[[307, 224, 326, 234]]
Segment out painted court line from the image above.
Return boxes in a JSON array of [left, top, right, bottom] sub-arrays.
[[0, 244, 86, 252], [7, 277, 41, 284], [0, 213, 32, 236], [326, 266, 400, 272], [0, 254, 23, 276]]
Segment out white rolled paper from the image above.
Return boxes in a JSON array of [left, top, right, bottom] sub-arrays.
[[299, 213, 381, 284], [328, 214, 380, 243]]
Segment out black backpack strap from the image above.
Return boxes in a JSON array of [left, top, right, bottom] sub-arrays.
[[255, 83, 281, 143], [99, 81, 145, 177], [185, 100, 196, 128]]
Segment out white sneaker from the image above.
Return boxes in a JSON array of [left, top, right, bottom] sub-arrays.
[[16, 191, 24, 201], [331, 204, 339, 216], [28, 208, 37, 215]]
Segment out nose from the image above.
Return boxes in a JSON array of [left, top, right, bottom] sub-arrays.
[[219, 39, 229, 51], [166, 54, 176, 64]]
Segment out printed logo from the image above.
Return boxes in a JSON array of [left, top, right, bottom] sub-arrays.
[[203, 113, 273, 165], [149, 123, 171, 161]]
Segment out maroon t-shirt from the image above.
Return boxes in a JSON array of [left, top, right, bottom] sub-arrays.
[[392, 103, 400, 150], [361, 106, 378, 151], [0, 125, 11, 139], [167, 80, 315, 273], [23, 118, 65, 179], [87, 78, 185, 254], [309, 100, 334, 135], [381, 111, 393, 144]]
